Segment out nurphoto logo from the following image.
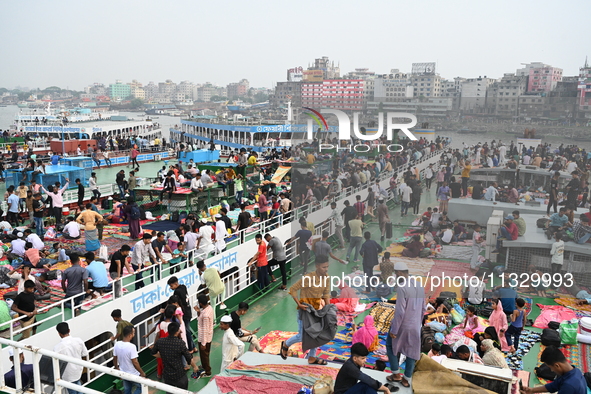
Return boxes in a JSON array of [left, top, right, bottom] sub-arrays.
[[304, 108, 419, 153]]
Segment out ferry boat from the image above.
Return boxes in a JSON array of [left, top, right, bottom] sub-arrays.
[[0, 141, 446, 394], [15, 104, 119, 125]]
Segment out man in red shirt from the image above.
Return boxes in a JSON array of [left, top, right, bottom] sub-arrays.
[[130, 147, 140, 169], [492, 215, 519, 253], [247, 234, 269, 290], [422, 207, 432, 220]]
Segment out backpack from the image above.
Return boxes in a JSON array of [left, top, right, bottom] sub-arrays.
[[541, 328, 561, 347], [421, 326, 436, 353], [130, 205, 141, 220], [537, 218, 550, 229], [178, 210, 188, 224], [535, 364, 557, 381], [171, 211, 180, 222], [139, 206, 147, 221], [101, 199, 109, 210]]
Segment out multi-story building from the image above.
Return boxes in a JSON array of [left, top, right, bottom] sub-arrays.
[[143, 82, 158, 101], [410, 74, 441, 98], [108, 80, 131, 100], [158, 80, 177, 99], [130, 87, 145, 100], [308, 56, 340, 80], [459, 77, 494, 111], [300, 80, 364, 111], [373, 70, 413, 102], [227, 79, 249, 99], [176, 81, 195, 101], [271, 81, 302, 108], [343, 68, 376, 102], [440, 77, 465, 110], [487, 73, 527, 117], [577, 62, 591, 116]]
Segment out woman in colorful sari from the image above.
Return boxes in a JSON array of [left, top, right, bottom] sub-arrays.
[[352, 315, 379, 352], [488, 298, 510, 351]]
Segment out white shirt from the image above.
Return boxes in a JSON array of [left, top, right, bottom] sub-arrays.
[[484, 186, 498, 202], [10, 239, 25, 256], [401, 185, 412, 203], [130, 240, 156, 267], [424, 167, 433, 179], [197, 225, 214, 255], [190, 177, 204, 190], [26, 234, 44, 250], [53, 336, 89, 382], [567, 162, 578, 174], [551, 240, 565, 265], [89, 177, 98, 191], [64, 221, 80, 238], [215, 220, 227, 252], [221, 328, 244, 371], [184, 231, 198, 251], [113, 341, 140, 376], [523, 155, 531, 165], [441, 229, 453, 244]]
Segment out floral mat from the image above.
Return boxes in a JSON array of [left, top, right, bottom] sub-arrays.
[[536, 343, 591, 384], [259, 330, 303, 358]]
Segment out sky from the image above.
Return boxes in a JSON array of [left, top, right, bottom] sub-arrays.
[[0, 0, 586, 91]]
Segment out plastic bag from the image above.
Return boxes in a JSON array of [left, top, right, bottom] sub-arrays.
[[451, 309, 463, 324], [99, 245, 109, 261], [427, 321, 447, 332], [560, 320, 579, 345]]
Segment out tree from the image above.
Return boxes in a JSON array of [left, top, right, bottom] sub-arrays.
[[130, 98, 144, 108], [254, 92, 269, 103], [210, 95, 228, 102]]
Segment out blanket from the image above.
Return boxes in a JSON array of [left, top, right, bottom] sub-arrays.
[[226, 360, 339, 384], [412, 354, 496, 394], [533, 304, 577, 329], [214, 375, 304, 394], [504, 330, 541, 370], [554, 298, 591, 317], [369, 302, 396, 333], [315, 327, 389, 370], [337, 302, 376, 327]]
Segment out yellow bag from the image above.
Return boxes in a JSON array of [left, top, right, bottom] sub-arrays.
[[312, 376, 334, 394]]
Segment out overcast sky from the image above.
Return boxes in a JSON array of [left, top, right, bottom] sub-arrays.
[[0, 0, 585, 91]]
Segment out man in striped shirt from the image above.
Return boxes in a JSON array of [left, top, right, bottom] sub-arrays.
[[195, 295, 213, 378]]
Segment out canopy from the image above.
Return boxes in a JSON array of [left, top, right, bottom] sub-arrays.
[[271, 166, 291, 184]]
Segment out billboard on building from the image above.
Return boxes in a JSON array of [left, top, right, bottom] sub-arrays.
[[287, 67, 304, 81], [303, 70, 323, 82], [411, 62, 436, 74]]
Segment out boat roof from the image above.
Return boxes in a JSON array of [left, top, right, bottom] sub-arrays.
[[22, 119, 154, 134]]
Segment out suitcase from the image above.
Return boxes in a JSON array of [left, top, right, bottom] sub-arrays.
[[386, 222, 393, 239]]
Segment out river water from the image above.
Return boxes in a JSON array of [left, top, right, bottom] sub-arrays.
[[2, 105, 590, 151]]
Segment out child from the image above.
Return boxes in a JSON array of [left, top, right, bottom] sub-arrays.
[[462, 305, 479, 333], [35, 273, 52, 301], [550, 232, 564, 290], [428, 343, 441, 358], [374, 360, 386, 371], [430, 343, 448, 364], [50, 243, 68, 263], [169, 241, 187, 274], [505, 298, 526, 353]]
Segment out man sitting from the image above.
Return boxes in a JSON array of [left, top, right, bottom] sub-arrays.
[[521, 346, 587, 393], [23, 242, 56, 270], [573, 215, 591, 244], [512, 210, 526, 236], [334, 342, 392, 394], [63, 216, 81, 239], [546, 208, 571, 240], [492, 215, 518, 253]]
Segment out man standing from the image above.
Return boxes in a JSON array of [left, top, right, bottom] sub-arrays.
[[377, 198, 390, 242], [265, 233, 288, 290], [341, 200, 358, 242], [127, 171, 137, 202], [247, 234, 270, 290], [11, 280, 38, 339], [167, 276, 195, 352], [400, 183, 412, 217], [230, 302, 263, 352], [424, 163, 434, 191], [359, 232, 383, 293], [547, 171, 560, 216], [113, 326, 145, 394], [329, 201, 345, 249], [220, 315, 245, 371], [291, 221, 312, 272], [235, 203, 252, 243], [150, 322, 198, 390], [7, 187, 20, 226], [110, 245, 132, 298], [61, 254, 89, 315], [346, 214, 364, 263], [566, 171, 581, 211], [130, 233, 157, 290], [280, 255, 330, 366], [460, 160, 472, 197], [314, 231, 347, 265], [53, 323, 89, 394], [386, 261, 425, 388], [75, 179, 85, 214], [194, 295, 213, 378], [196, 261, 227, 319], [116, 170, 126, 199], [150, 232, 171, 281]]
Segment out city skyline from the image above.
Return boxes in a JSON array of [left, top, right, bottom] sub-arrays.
[[0, 0, 586, 90]]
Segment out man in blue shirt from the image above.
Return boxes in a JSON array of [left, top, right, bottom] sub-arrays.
[[7, 187, 20, 226], [4, 348, 34, 390], [51, 153, 60, 166], [546, 208, 571, 240], [359, 232, 383, 293], [496, 281, 517, 315], [334, 343, 391, 394], [85, 252, 109, 297], [521, 345, 587, 393]]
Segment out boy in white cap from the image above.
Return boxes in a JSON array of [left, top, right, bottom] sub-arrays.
[[220, 314, 244, 371]]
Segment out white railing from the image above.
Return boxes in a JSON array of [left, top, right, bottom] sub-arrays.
[[0, 339, 192, 394]]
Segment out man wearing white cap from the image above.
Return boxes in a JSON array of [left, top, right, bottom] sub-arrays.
[[220, 314, 244, 371], [386, 261, 425, 388]]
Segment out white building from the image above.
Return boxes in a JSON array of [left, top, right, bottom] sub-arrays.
[[374, 70, 413, 101], [459, 77, 495, 111]]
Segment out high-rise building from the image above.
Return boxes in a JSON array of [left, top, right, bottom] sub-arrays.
[[410, 74, 441, 98], [487, 73, 527, 116], [343, 68, 376, 102], [144, 82, 159, 101], [301, 80, 364, 111], [177, 81, 195, 100], [373, 70, 413, 102], [271, 81, 302, 108], [108, 80, 131, 100]]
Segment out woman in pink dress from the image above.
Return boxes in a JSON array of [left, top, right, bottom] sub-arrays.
[[331, 283, 358, 313]]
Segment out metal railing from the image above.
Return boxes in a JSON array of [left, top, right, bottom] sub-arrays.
[[0, 339, 192, 394]]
